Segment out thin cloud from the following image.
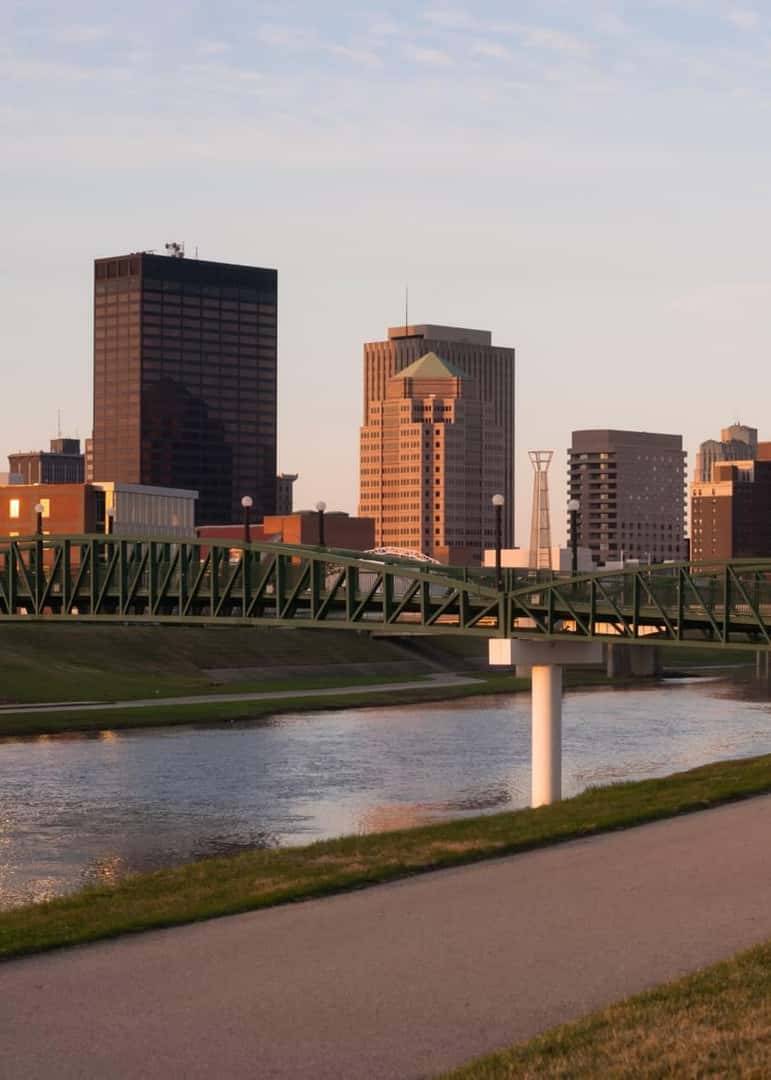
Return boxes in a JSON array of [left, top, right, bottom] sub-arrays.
[[725, 8, 760, 30], [328, 44, 383, 68], [57, 26, 113, 44], [197, 42, 230, 55], [405, 45, 452, 66], [503, 24, 588, 56], [472, 40, 510, 60], [422, 9, 470, 29]]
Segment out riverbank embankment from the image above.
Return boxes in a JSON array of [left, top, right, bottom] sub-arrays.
[[0, 623, 755, 737]]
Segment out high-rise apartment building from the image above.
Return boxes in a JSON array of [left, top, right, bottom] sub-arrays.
[[8, 438, 85, 485], [568, 430, 687, 565], [363, 324, 515, 546], [360, 352, 505, 564], [690, 442, 771, 560], [92, 251, 277, 524], [693, 423, 757, 482]]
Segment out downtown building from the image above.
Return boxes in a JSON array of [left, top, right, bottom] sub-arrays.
[[568, 430, 687, 565], [693, 423, 758, 483], [360, 352, 505, 564], [691, 439, 771, 561], [8, 438, 85, 485], [363, 324, 516, 547], [92, 250, 277, 524]]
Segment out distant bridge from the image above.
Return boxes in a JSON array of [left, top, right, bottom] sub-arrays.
[[1, 534, 771, 650]]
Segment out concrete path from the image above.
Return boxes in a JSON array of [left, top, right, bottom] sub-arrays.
[[0, 672, 481, 715], [4, 795, 771, 1079]]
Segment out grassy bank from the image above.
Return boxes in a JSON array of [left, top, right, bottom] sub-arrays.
[[0, 623, 489, 705], [0, 669, 619, 738], [1, 753, 769, 962], [443, 938, 771, 1078]]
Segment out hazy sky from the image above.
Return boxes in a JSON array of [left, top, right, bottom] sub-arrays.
[[4, 1, 771, 543]]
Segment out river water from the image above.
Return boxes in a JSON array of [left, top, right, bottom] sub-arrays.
[[1, 674, 770, 909]]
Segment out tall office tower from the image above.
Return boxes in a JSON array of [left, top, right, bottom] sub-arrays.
[[9, 438, 85, 484], [92, 250, 277, 524], [568, 430, 687, 566], [528, 450, 554, 571], [359, 352, 505, 564], [364, 324, 515, 546], [693, 423, 758, 482]]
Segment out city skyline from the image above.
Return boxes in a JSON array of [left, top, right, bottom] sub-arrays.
[[7, 2, 771, 541]]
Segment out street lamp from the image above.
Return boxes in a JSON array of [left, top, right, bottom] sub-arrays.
[[492, 494, 504, 590], [34, 502, 45, 537], [241, 495, 254, 543], [567, 498, 580, 576], [315, 500, 327, 546]]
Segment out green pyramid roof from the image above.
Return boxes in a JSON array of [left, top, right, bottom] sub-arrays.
[[394, 352, 465, 380]]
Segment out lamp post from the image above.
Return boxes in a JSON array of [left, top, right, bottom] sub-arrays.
[[315, 500, 327, 546], [492, 494, 504, 590], [567, 498, 580, 576], [33, 502, 44, 612], [241, 495, 253, 543]]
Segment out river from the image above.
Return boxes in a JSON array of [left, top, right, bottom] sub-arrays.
[[1, 674, 770, 909]]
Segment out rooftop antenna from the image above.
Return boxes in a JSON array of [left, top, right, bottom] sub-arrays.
[[405, 285, 409, 336], [57, 409, 62, 439], [195, 244, 199, 259]]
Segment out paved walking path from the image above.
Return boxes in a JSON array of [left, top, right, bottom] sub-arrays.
[[0, 672, 481, 714], [6, 794, 768, 1080], [4, 795, 771, 1079]]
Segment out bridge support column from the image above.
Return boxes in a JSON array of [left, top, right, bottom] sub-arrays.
[[531, 664, 562, 807], [489, 638, 604, 808]]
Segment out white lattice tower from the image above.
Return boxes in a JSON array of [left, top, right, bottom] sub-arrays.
[[528, 450, 554, 571]]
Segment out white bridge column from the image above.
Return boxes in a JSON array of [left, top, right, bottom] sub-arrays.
[[489, 638, 604, 808], [531, 664, 562, 807]]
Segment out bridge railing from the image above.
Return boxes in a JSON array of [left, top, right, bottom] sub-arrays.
[[0, 535, 507, 634]]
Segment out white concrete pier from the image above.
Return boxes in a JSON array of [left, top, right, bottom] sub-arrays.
[[489, 638, 604, 807]]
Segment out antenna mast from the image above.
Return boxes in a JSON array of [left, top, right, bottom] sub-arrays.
[[528, 450, 554, 571]]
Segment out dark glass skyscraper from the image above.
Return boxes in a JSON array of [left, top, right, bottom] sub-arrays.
[[93, 251, 277, 524]]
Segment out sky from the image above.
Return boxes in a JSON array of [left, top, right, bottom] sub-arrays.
[[4, 0, 771, 544]]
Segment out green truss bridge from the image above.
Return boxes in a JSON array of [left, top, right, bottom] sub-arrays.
[[2, 533, 771, 650]]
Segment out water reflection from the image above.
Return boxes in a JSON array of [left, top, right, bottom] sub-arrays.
[[0, 676, 769, 909]]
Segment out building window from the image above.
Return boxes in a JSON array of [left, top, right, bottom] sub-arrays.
[[40, 498, 51, 518], [9, 499, 20, 519]]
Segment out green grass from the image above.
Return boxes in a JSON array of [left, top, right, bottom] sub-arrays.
[[1, 753, 769, 963], [442, 939, 771, 1078], [659, 643, 756, 669], [0, 670, 624, 738], [0, 623, 465, 704]]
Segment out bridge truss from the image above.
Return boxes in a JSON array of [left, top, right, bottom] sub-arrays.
[[2, 535, 771, 648]]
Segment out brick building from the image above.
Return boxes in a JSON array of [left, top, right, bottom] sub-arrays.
[[360, 352, 505, 564], [690, 445, 771, 561], [197, 511, 374, 551], [363, 324, 515, 546], [0, 483, 197, 539]]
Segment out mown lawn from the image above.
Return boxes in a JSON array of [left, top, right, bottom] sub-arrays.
[[1, 753, 769, 963], [443, 938, 771, 1078]]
